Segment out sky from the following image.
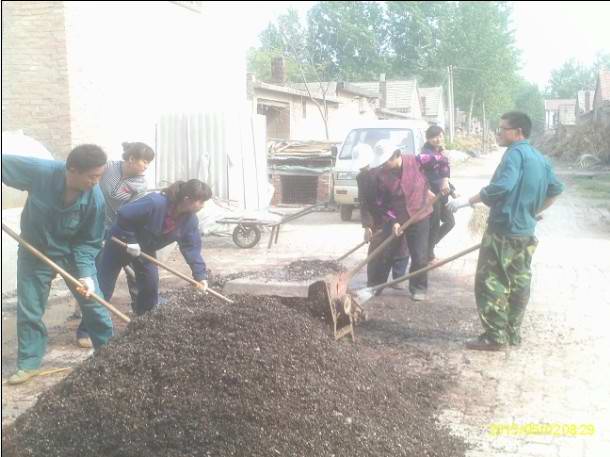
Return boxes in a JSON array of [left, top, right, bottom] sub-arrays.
[[222, 1, 610, 90]]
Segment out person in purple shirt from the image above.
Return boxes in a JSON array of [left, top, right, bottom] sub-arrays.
[[371, 140, 437, 301], [417, 126, 455, 262]]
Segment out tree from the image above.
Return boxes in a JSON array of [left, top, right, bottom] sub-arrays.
[[513, 80, 545, 136], [431, 2, 521, 125], [386, 1, 448, 83], [306, 1, 388, 81], [248, 7, 339, 139], [546, 59, 594, 98]]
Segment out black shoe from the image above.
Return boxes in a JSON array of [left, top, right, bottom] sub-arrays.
[[465, 334, 508, 352], [508, 333, 522, 347]]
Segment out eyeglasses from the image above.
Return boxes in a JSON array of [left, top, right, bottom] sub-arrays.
[[495, 126, 519, 134]]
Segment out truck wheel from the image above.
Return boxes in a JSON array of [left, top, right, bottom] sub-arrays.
[[340, 205, 353, 221]]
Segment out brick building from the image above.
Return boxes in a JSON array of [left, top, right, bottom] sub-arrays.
[[2, 1, 246, 160]]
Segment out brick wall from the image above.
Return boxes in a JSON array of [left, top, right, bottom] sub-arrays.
[[270, 173, 282, 205], [316, 172, 332, 203], [269, 171, 332, 206], [1, 1, 72, 157]]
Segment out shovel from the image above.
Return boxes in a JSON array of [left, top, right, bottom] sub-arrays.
[[351, 242, 482, 305], [336, 228, 383, 262], [110, 237, 234, 304], [308, 193, 442, 339], [2, 222, 131, 323]]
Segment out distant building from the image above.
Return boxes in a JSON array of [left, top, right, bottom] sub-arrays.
[[592, 69, 610, 124], [544, 99, 576, 130], [418, 86, 446, 130]]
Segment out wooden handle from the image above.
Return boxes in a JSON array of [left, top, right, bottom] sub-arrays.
[[347, 193, 442, 281], [2, 222, 131, 323], [110, 237, 234, 304], [336, 228, 383, 262], [369, 242, 482, 292]]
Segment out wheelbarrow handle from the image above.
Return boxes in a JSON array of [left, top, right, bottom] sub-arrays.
[[2, 222, 130, 323], [110, 237, 234, 304]]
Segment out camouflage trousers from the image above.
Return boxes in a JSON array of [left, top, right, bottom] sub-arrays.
[[474, 231, 538, 345]]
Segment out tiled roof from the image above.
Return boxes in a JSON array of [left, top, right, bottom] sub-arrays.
[[544, 99, 575, 111], [351, 80, 419, 112]]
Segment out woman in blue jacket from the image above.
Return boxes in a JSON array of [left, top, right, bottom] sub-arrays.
[[97, 179, 212, 315]]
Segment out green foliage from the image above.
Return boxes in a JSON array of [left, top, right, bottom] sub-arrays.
[[386, 1, 450, 83], [547, 58, 595, 98], [546, 52, 610, 98], [513, 80, 545, 136], [247, 1, 567, 127], [306, 1, 388, 81], [246, 47, 301, 82], [434, 2, 521, 121]]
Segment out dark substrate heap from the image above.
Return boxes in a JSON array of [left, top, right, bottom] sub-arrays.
[[2, 289, 465, 457]]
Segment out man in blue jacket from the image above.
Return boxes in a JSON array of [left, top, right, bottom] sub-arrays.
[[2, 145, 114, 384], [448, 112, 564, 351]]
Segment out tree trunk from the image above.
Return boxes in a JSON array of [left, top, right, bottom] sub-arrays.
[[481, 101, 487, 154], [467, 93, 475, 135]]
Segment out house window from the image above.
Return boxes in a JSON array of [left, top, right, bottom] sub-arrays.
[[302, 98, 307, 118]]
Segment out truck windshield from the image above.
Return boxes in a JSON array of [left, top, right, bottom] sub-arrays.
[[339, 128, 415, 159]]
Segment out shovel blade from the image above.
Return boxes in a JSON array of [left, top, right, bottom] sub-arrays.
[[308, 272, 350, 318], [351, 287, 375, 306]]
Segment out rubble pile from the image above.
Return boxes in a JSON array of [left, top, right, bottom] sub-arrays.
[[534, 121, 610, 165]]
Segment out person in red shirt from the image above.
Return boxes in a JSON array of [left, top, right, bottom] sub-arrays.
[[372, 140, 436, 301]]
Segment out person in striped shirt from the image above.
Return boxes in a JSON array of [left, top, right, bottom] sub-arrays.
[[75, 142, 155, 348]]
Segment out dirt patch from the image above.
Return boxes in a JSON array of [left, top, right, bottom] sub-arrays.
[[285, 259, 346, 280], [210, 259, 346, 287], [3, 288, 466, 457]]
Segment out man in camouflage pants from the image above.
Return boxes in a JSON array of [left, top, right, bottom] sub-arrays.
[[447, 111, 564, 351]]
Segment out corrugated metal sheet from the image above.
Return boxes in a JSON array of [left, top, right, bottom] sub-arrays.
[[155, 110, 269, 210]]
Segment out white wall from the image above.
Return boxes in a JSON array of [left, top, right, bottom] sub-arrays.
[[63, 2, 247, 164]]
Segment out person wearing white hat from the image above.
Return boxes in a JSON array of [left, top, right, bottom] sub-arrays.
[[356, 142, 409, 291], [373, 140, 436, 301]]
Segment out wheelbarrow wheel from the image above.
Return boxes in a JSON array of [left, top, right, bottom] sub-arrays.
[[232, 224, 261, 249]]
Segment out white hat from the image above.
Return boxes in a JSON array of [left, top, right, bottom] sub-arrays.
[[353, 143, 374, 169], [371, 139, 400, 168]]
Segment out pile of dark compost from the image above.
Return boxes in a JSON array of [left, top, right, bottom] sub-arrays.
[[3, 288, 465, 457]]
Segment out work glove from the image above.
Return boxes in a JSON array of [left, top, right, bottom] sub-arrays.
[[363, 227, 373, 243], [126, 243, 141, 257], [446, 197, 472, 213], [392, 222, 403, 237], [197, 279, 208, 294], [77, 277, 95, 298]]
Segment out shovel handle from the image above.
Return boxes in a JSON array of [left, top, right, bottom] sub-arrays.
[[336, 228, 384, 262], [110, 237, 234, 304], [347, 193, 442, 281], [2, 222, 131, 323], [369, 242, 482, 293]]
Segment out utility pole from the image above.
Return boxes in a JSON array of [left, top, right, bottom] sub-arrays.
[[482, 100, 487, 155], [447, 65, 455, 144]]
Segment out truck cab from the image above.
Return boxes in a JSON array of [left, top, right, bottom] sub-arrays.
[[333, 119, 429, 221]]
